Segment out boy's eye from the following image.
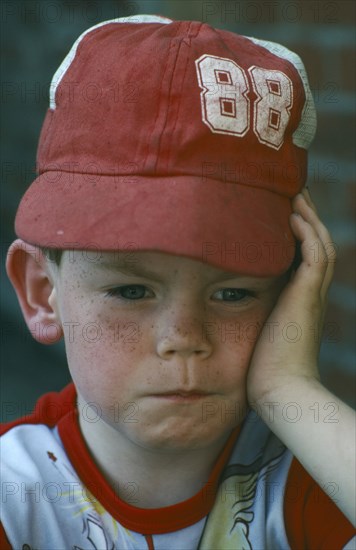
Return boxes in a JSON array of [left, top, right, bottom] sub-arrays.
[[106, 285, 148, 300], [213, 288, 252, 302]]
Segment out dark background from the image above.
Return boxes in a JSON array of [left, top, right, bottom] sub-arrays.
[[1, 0, 355, 421]]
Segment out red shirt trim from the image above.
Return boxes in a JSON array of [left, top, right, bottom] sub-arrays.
[[0, 383, 76, 435], [0, 523, 11, 550], [285, 458, 356, 549]]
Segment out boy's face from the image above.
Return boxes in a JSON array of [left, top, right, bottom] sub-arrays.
[[49, 250, 286, 453]]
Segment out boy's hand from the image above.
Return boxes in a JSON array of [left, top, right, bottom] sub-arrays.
[[245, 190, 356, 525], [246, 187, 336, 406]]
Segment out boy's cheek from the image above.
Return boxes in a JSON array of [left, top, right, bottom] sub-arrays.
[[204, 320, 260, 347], [61, 318, 145, 360], [206, 307, 271, 347]]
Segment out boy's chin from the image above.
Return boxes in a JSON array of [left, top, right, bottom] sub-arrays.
[[108, 404, 242, 454]]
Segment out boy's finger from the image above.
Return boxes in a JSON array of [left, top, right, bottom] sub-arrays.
[[290, 213, 328, 287], [293, 194, 332, 249], [290, 211, 335, 301], [320, 243, 336, 299], [293, 194, 336, 298], [301, 187, 317, 212]]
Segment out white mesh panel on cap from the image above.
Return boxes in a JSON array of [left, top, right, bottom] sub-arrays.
[[49, 15, 173, 110], [247, 36, 317, 150]]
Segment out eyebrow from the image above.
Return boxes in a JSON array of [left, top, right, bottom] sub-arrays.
[[96, 260, 274, 287], [97, 261, 163, 280]]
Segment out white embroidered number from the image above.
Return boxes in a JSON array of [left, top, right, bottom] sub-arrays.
[[249, 66, 293, 149], [196, 55, 293, 150], [196, 55, 249, 136]]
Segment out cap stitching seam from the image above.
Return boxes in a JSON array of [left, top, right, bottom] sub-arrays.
[[35, 169, 294, 196], [152, 22, 185, 173], [166, 21, 202, 171]]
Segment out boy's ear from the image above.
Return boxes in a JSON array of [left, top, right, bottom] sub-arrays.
[[6, 239, 63, 344]]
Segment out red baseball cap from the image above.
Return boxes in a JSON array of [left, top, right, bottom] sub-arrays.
[[15, 15, 316, 275]]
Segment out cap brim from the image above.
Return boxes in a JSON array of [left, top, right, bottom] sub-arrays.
[[15, 173, 295, 276]]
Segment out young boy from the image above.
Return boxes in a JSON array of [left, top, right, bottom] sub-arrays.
[[1, 15, 355, 549]]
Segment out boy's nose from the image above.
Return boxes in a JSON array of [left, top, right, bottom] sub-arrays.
[[156, 316, 213, 361]]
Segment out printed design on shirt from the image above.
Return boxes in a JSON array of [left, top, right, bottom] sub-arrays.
[[46, 449, 120, 545], [47, 448, 77, 478], [73, 514, 116, 550], [198, 452, 285, 549]]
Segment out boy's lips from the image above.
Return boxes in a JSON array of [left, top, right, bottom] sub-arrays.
[[148, 390, 215, 401]]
